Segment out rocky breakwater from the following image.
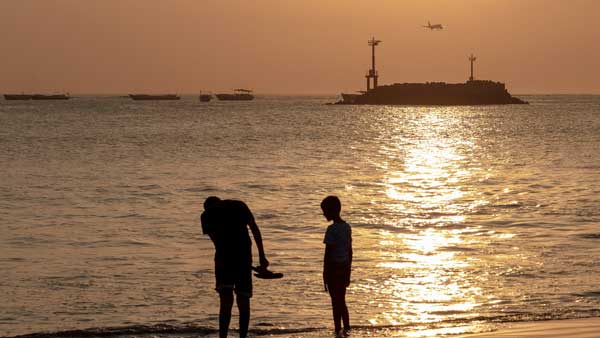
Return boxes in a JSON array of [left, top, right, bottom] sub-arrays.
[[337, 80, 527, 105]]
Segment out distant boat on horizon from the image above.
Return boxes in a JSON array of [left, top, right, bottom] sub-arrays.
[[129, 94, 180, 101], [31, 94, 70, 100], [199, 91, 213, 102], [4, 93, 70, 100], [216, 89, 254, 101], [4, 94, 32, 100]]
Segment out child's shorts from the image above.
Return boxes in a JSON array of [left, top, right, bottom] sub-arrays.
[[325, 263, 351, 288]]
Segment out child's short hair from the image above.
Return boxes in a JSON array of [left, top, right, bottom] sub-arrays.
[[321, 195, 341, 215]]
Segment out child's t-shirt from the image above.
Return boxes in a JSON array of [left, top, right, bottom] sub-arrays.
[[323, 221, 352, 264]]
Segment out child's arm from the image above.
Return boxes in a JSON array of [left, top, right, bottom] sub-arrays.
[[323, 244, 333, 291], [349, 245, 353, 266], [349, 228, 353, 266]]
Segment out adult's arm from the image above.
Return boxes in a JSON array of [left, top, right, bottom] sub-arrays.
[[200, 212, 215, 241], [247, 213, 269, 268]]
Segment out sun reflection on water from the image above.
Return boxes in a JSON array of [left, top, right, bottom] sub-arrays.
[[366, 110, 488, 333]]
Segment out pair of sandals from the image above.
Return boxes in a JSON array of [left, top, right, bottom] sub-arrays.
[[252, 266, 284, 279]]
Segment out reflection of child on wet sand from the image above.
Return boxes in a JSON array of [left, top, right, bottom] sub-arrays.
[[321, 196, 352, 337]]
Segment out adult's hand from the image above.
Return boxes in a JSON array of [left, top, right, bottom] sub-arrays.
[[259, 256, 270, 269]]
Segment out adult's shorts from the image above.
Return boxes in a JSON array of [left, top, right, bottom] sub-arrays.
[[214, 261, 253, 298]]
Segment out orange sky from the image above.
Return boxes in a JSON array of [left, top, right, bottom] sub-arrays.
[[1, 0, 599, 94]]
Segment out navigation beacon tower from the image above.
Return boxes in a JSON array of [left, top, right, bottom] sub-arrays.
[[469, 54, 477, 82], [366, 37, 382, 91]]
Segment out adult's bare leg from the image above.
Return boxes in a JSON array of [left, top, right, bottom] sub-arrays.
[[219, 290, 234, 338], [237, 295, 250, 338]]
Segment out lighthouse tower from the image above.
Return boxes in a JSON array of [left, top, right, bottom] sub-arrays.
[[366, 37, 382, 91], [469, 54, 477, 82]]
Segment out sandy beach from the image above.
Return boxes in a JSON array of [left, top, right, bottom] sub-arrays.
[[8, 318, 600, 338], [252, 317, 600, 338], [462, 317, 600, 338]]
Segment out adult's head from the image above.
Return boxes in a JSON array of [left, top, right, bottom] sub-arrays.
[[204, 196, 222, 210], [321, 195, 341, 221]]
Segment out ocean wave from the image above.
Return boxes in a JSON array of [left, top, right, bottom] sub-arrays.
[[572, 291, 600, 298], [6, 324, 323, 338], [6, 323, 216, 338], [181, 187, 219, 193], [576, 233, 600, 239], [489, 201, 523, 209], [8, 310, 600, 338]]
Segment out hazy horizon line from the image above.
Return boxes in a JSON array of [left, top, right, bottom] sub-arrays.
[[3, 92, 600, 96]]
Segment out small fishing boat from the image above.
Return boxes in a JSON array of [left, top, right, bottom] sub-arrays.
[[216, 89, 254, 101], [4, 94, 32, 100], [199, 91, 213, 102]]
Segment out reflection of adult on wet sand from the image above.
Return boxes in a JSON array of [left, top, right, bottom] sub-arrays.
[[201, 196, 270, 338]]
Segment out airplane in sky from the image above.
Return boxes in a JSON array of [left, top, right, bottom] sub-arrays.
[[423, 21, 444, 30]]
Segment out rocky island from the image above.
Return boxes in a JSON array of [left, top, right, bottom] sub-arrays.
[[339, 80, 527, 105], [336, 38, 527, 106]]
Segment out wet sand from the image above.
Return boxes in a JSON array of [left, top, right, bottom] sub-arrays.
[[462, 317, 600, 338], [13, 317, 600, 338], [257, 317, 600, 338]]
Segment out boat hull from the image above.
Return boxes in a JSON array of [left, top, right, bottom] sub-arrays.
[[4, 94, 32, 100], [31, 94, 70, 100], [215, 93, 254, 101]]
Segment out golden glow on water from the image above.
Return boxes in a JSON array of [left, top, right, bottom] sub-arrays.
[[404, 325, 483, 337], [366, 110, 488, 333], [4, 96, 600, 337]]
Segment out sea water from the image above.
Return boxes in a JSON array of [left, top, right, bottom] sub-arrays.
[[1, 95, 600, 337]]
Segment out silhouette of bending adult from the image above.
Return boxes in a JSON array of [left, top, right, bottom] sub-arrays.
[[201, 196, 269, 338]]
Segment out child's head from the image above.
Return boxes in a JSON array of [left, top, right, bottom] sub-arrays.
[[321, 195, 341, 221]]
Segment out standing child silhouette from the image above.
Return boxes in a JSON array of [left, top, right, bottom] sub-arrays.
[[321, 196, 352, 337]]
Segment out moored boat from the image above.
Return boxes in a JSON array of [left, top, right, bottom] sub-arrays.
[[199, 91, 213, 102], [4, 94, 32, 100], [31, 94, 70, 100], [216, 89, 254, 101]]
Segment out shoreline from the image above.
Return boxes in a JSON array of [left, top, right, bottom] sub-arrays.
[[5, 317, 600, 338], [264, 317, 600, 338], [461, 317, 600, 338]]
